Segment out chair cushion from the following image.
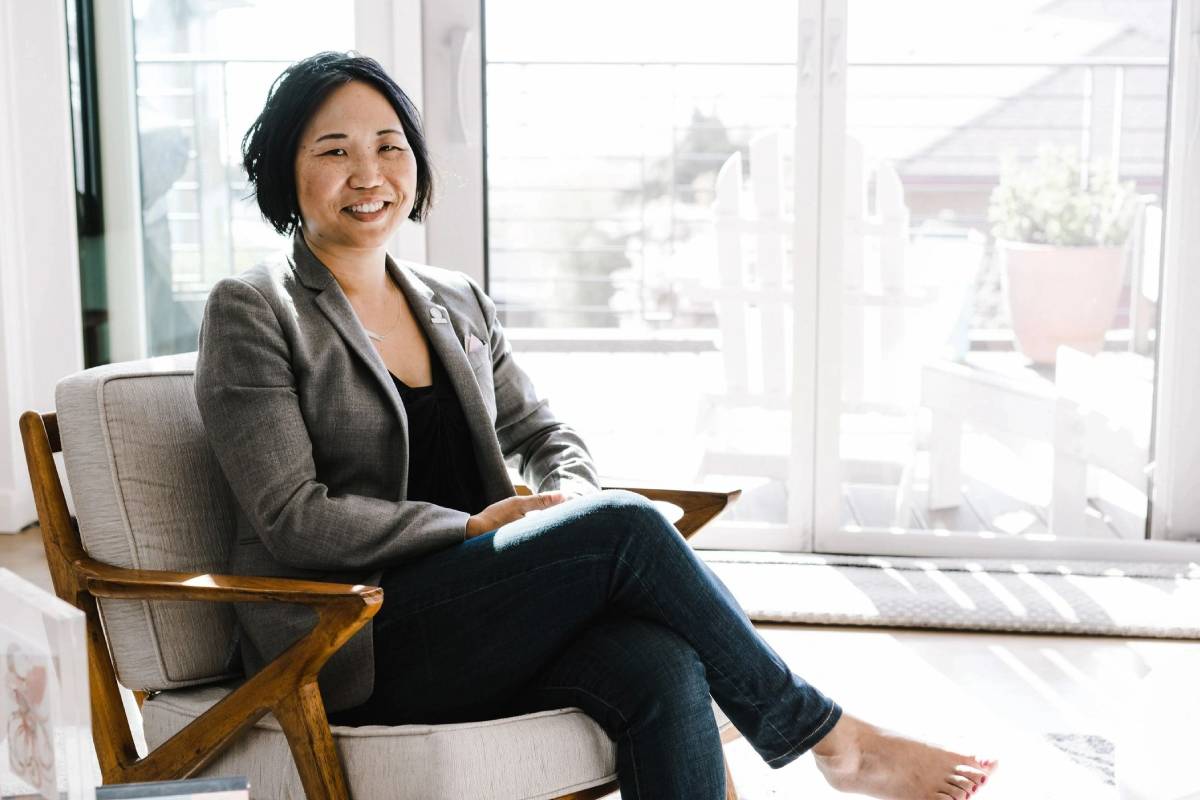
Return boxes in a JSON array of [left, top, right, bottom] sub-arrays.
[[56, 354, 240, 691], [142, 684, 734, 800]]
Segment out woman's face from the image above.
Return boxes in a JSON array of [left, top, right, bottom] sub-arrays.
[[294, 80, 417, 252]]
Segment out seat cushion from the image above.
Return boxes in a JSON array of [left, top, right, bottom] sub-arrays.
[[142, 684, 733, 800], [56, 353, 241, 690]]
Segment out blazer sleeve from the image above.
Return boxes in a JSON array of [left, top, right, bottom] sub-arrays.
[[194, 276, 469, 572], [467, 278, 601, 498]]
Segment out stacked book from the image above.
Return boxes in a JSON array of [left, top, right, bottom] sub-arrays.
[[95, 778, 250, 800]]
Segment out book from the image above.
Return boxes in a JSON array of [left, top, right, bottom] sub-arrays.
[[94, 777, 249, 799], [0, 569, 91, 800]]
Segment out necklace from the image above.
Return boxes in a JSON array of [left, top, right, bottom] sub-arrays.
[[363, 286, 403, 342]]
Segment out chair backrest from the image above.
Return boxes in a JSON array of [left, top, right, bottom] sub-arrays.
[[54, 353, 240, 691]]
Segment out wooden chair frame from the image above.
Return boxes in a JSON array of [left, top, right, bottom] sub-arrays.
[[20, 410, 743, 800]]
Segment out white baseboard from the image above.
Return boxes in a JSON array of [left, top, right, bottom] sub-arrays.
[[0, 487, 36, 533]]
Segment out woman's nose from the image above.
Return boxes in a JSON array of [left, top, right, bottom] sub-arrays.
[[348, 154, 383, 189]]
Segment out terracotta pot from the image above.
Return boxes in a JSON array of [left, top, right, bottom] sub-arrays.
[[998, 240, 1125, 364]]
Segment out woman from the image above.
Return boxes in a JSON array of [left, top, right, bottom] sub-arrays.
[[195, 51, 996, 799]]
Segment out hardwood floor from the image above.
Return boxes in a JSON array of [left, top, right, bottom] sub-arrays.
[[0, 525, 52, 591], [717, 624, 1188, 798], [1, 528, 1187, 799]]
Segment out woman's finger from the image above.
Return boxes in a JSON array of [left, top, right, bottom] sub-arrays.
[[517, 492, 564, 517]]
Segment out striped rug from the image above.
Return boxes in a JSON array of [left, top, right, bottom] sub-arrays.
[[701, 551, 1200, 638]]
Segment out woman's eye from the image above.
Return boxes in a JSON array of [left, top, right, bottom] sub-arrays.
[[381, 144, 407, 152], [320, 148, 346, 157]]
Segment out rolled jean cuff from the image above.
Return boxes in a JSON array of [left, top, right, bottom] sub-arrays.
[[764, 700, 843, 769]]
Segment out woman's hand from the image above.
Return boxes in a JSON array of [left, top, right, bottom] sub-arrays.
[[466, 491, 568, 538]]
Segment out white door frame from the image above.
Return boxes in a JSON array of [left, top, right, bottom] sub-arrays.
[[812, 0, 848, 549], [781, 0, 826, 553], [1149, 0, 1200, 544], [418, 0, 487, 286], [93, 0, 147, 363]]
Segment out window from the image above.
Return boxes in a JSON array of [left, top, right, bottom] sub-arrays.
[[428, 0, 1193, 557], [815, 0, 1173, 558], [80, 0, 356, 361]]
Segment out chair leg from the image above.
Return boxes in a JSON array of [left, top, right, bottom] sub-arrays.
[[723, 753, 739, 800], [274, 682, 350, 800]]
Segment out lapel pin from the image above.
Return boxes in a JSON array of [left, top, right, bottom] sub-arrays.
[[429, 306, 449, 324]]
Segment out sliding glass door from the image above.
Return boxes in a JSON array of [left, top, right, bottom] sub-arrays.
[[81, 0, 365, 362], [436, 0, 1195, 558], [813, 0, 1176, 559], [478, 0, 811, 549]]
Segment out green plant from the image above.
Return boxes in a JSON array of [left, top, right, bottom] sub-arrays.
[[988, 146, 1138, 247]]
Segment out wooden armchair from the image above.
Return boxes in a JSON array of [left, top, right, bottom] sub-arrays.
[[19, 355, 742, 799]]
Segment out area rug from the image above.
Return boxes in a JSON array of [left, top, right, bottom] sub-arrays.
[[700, 551, 1200, 638], [1046, 733, 1115, 786]]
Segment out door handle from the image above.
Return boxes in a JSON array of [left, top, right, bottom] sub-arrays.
[[447, 26, 475, 145], [826, 17, 844, 87]]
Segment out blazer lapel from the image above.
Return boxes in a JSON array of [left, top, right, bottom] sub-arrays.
[[290, 235, 408, 432], [389, 257, 515, 502], [289, 234, 514, 503]]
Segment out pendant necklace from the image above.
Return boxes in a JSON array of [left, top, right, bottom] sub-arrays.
[[363, 287, 403, 342]]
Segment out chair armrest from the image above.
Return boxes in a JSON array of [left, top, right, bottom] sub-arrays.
[[513, 481, 739, 539], [605, 484, 740, 539], [77, 557, 381, 608], [95, 556, 381, 787]]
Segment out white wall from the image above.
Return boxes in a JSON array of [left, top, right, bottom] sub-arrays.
[[0, 2, 85, 532]]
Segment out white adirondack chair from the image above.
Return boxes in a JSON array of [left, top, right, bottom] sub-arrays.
[[695, 130, 792, 489], [694, 131, 927, 532]]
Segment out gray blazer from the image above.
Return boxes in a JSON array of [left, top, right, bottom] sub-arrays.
[[194, 234, 599, 711]]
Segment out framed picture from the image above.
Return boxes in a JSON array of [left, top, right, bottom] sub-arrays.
[[0, 569, 91, 800]]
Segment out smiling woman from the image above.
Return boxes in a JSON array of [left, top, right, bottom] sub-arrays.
[[241, 52, 433, 237], [191, 51, 997, 800]]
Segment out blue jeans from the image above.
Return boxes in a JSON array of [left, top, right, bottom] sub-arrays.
[[329, 490, 842, 799]]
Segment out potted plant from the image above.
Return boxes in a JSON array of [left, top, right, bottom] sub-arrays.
[[988, 146, 1138, 364]]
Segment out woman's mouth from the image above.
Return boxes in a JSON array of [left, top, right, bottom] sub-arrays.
[[343, 200, 390, 222]]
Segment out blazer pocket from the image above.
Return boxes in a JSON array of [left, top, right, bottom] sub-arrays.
[[467, 346, 491, 373]]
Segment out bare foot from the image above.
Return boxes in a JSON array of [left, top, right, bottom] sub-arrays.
[[811, 713, 997, 800]]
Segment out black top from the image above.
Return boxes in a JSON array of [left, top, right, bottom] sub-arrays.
[[391, 349, 488, 515]]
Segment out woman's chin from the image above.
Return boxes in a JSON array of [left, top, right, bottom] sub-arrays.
[[321, 226, 401, 252]]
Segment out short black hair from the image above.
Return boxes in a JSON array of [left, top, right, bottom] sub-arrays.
[[242, 51, 433, 236]]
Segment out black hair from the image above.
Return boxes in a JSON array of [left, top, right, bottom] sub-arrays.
[[241, 51, 433, 235]]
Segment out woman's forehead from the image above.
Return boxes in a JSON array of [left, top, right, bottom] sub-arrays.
[[305, 82, 402, 137]]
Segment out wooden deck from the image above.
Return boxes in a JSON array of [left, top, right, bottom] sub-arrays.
[[843, 478, 1143, 540]]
